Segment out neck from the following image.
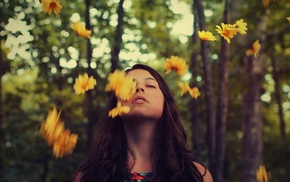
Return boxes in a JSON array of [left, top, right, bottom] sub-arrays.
[[123, 120, 157, 172]]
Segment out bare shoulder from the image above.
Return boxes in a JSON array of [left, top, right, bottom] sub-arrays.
[[193, 162, 214, 182]]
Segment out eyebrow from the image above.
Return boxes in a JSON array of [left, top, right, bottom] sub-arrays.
[[145, 77, 157, 81]]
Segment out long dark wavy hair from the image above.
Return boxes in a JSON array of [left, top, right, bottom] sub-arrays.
[[75, 64, 204, 182]]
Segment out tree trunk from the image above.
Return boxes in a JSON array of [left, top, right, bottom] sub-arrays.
[[215, 0, 230, 181], [241, 11, 269, 181], [110, 0, 125, 72], [0, 28, 3, 173], [241, 57, 263, 182], [189, 1, 201, 161], [85, 0, 95, 148], [270, 54, 286, 139], [194, 0, 216, 177]]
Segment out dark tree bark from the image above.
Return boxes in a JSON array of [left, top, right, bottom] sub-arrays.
[[189, 1, 201, 162], [110, 0, 125, 72], [215, 1, 230, 181], [85, 0, 95, 148], [194, 0, 216, 177], [270, 54, 286, 139], [241, 11, 269, 181]]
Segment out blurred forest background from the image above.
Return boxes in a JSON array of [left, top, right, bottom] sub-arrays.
[[0, 0, 289, 181]]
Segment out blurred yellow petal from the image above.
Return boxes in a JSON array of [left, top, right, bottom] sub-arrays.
[[198, 31, 216, 41], [178, 82, 190, 96], [73, 73, 97, 95], [40, 107, 78, 158], [108, 102, 130, 118], [105, 70, 137, 101], [287, 17, 290, 23], [41, 0, 62, 15], [234, 19, 248, 35], [189, 87, 201, 99], [73, 21, 92, 38], [164, 56, 188, 76], [246, 40, 261, 58], [256, 165, 268, 182]]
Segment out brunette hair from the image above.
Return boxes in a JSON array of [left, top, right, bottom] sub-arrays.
[[75, 64, 204, 182]]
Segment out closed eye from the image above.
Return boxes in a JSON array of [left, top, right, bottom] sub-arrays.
[[146, 85, 156, 88]]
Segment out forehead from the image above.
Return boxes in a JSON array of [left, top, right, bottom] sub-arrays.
[[127, 69, 155, 80]]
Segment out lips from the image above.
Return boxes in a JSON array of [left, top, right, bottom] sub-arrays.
[[132, 96, 148, 104]]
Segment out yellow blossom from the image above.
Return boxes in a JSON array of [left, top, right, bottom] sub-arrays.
[[246, 40, 261, 58], [53, 130, 78, 158], [189, 87, 201, 99], [164, 56, 188, 76], [215, 23, 237, 43], [105, 70, 137, 101], [262, 0, 270, 7], [108, 102, 130, 118], [234, 19, 248, 35], [256, 165, 268, 182], [198, 31, 217, 41], [178, 82, 200, 99], [73, 21, 92, 39], [178, 82, 191, 96], [287, 17, 290, 23], [73, 73, 97, 95], [40, 107, 78, 158], [41, 0, 62, 15]]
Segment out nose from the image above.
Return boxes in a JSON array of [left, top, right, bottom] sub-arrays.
[[136, 84, 144, 93]]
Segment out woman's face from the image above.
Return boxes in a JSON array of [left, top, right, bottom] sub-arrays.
[[119, 69, 164, 121]]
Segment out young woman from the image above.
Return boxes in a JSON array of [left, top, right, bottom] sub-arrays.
[[75, 64, 213, 182]]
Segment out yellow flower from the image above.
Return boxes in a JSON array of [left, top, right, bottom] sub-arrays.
[[105, 70, 137, 101], [73, 73, 97, 95], [262, 0, 270, 7], [246, 40, 261, 58], [178, 82, 191, 96], [41, 0, 62, 15], [287, 17, 290, 23], [215, 23, 237, 43], [108, 102, 130, 118], [256, 165, 268, 182], [164, 56, 188, 76], [53, 130, 78, 158], [198, 31, 217, 41], [40, 107, 78, 158], [189, 87, 201, 99], [178, 82, 200, 99], [234, 19, 248, 35], [73, 21, 92, 39]]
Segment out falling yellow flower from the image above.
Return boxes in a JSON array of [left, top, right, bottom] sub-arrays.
[[73, 21, 92, 39], [179, 82, 191, 96], [164, 56, 188, 76], [108, 102, 130, 118], [41, 0, 62, 15], [287, 17, 290, 23], [198, 31, 217, 41], [246, 40, 261, 58], [234, 19, 248, 35], [189, 87, 201, 99], [256, 165, 268, 182], [40, 107, 78, 158], [53, 129, 78, 158], [105, 70, 137, 101], [215, 23, 237, 43], [178, 82, 201, 99], [262, 0, 270, 7], [73, 73, 97, 95]]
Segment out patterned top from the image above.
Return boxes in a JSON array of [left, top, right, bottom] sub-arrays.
[[126, 172, 154, 182]]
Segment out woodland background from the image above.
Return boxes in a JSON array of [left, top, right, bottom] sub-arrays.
[[0, 0, 289, 181]]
